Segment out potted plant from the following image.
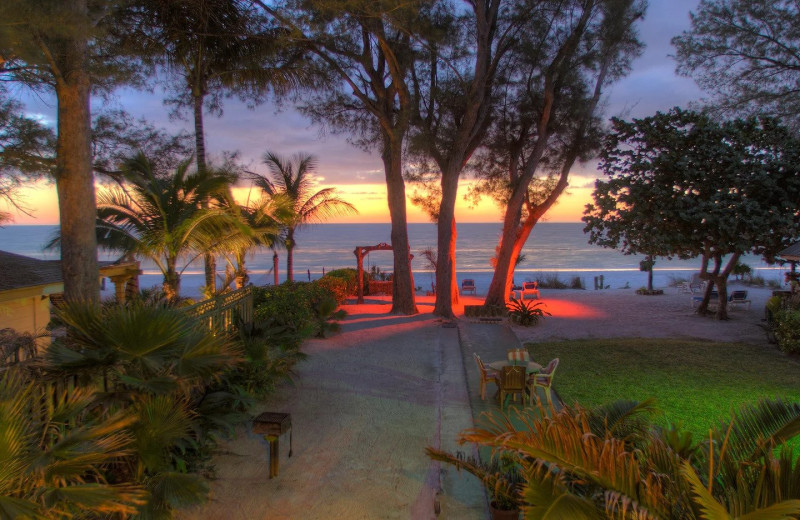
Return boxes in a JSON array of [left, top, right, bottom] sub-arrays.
[[426, 448, 523, 519]]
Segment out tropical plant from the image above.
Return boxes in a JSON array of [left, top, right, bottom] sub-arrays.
[[426, 449, 524, 513], [456, 398, 800, 519], [95, 153, 243, 302], [311, 296, 347, 338], [0, 370, 145, 519], [253, 152, 356, 282], [506, 299, 550, 327], [43, 301, 245, 518], [228, 319, 307, 399]]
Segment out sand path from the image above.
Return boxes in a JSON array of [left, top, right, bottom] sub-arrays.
[[180, 298, 484, 520]]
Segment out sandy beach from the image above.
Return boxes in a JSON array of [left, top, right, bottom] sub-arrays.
[[181, 285, 775, 519], [509, 285, 774, 345]]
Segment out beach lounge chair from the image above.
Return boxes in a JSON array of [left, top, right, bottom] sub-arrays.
[[473, 353, 498, 401], [728, 290, 751, 310], [521, 281, 540, 300], [461, 278, 476, 295], [498, 365, 527, 410], [692, 290, 719, 308], [528, 358, 559, 406]]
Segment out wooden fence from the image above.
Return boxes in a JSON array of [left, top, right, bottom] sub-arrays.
[[182, 285, 254, 333]]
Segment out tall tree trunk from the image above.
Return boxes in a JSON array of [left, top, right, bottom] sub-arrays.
[[382, 135, 417, 315], [193, 91, 216, 295], [54, 0, 98, 304], [434, 171, 461, 317], [273, 250, 279, 285], [286, 228, 295, 282], [450, 218, 458, 305]]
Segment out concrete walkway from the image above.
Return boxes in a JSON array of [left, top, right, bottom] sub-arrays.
[[180, 303, 487, 520]]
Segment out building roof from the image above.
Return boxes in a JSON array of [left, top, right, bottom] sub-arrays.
[[0, 251, 137, 293], [0, 250, 64, 292], [779, 242, 800, 262]]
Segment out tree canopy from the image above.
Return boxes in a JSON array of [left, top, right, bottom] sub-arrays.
[[673, 0, 800, 130], [584, 108, 800, 318]]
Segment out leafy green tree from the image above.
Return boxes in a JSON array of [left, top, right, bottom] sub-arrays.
[[257, 0, 425, 314], [95, 153, 243, 302], [584, 109, 800, 319], [480, 0, 645, 308], [673, 0, 800, 130], [253, 152, 356, 282], [406, 0, 513, 317]]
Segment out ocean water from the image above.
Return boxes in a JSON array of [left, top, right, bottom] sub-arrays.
[[0, 223, 788, 297]]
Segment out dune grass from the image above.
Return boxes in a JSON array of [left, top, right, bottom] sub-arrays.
[[526, 338, 800, 440]]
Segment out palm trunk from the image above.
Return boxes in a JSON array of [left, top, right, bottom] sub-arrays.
[[235, 250, 248, 289], [54, 2, 99, 304], [286, 228, 295, 282], [382, 134, 417, 315], [193, 91, 216, 295], [163, 260, 180, 304], [273, 251, 279, 285]]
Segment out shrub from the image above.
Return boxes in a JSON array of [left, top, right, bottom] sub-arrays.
[[569, 276, 585, 289], [536, 272, 568, 289], [506, 298, 550, 326], [773, 309, 800, 354], [228, 320, 308, 399], [668, 275, 689, 287], [324, 268, 358, 296], [253, 281, 346, 339], [315, 275, 349, 304]]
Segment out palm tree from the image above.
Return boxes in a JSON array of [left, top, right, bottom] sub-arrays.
[[0, 371, 145, 518], [448, 399, 800, 519], [96, 152, 243, 302], [253, 152, 357, 281], [220, 194, 290, 290], [128, 0, 306, 294]]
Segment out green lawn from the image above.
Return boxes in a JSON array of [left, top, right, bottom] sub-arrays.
[[527, 338, 800, 440]]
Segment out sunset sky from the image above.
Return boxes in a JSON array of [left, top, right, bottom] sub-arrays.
[[8, 0, 702, 226]]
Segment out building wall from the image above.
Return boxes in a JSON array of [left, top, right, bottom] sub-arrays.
[[0, 293, 53, 349]]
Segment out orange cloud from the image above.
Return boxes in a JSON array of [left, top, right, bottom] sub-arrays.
[[10, 179, 591, 226]]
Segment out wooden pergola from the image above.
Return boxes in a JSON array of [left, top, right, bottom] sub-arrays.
[[354, 243, 393, 304]]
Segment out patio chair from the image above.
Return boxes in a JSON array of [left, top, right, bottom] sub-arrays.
[[521, 281, 540, 300], [728, 290, 751, 310], [461, 279, 476, 295], [473, 353, 499, 401], [528, 358, 559, 407], [498, 365, 527, 410]]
